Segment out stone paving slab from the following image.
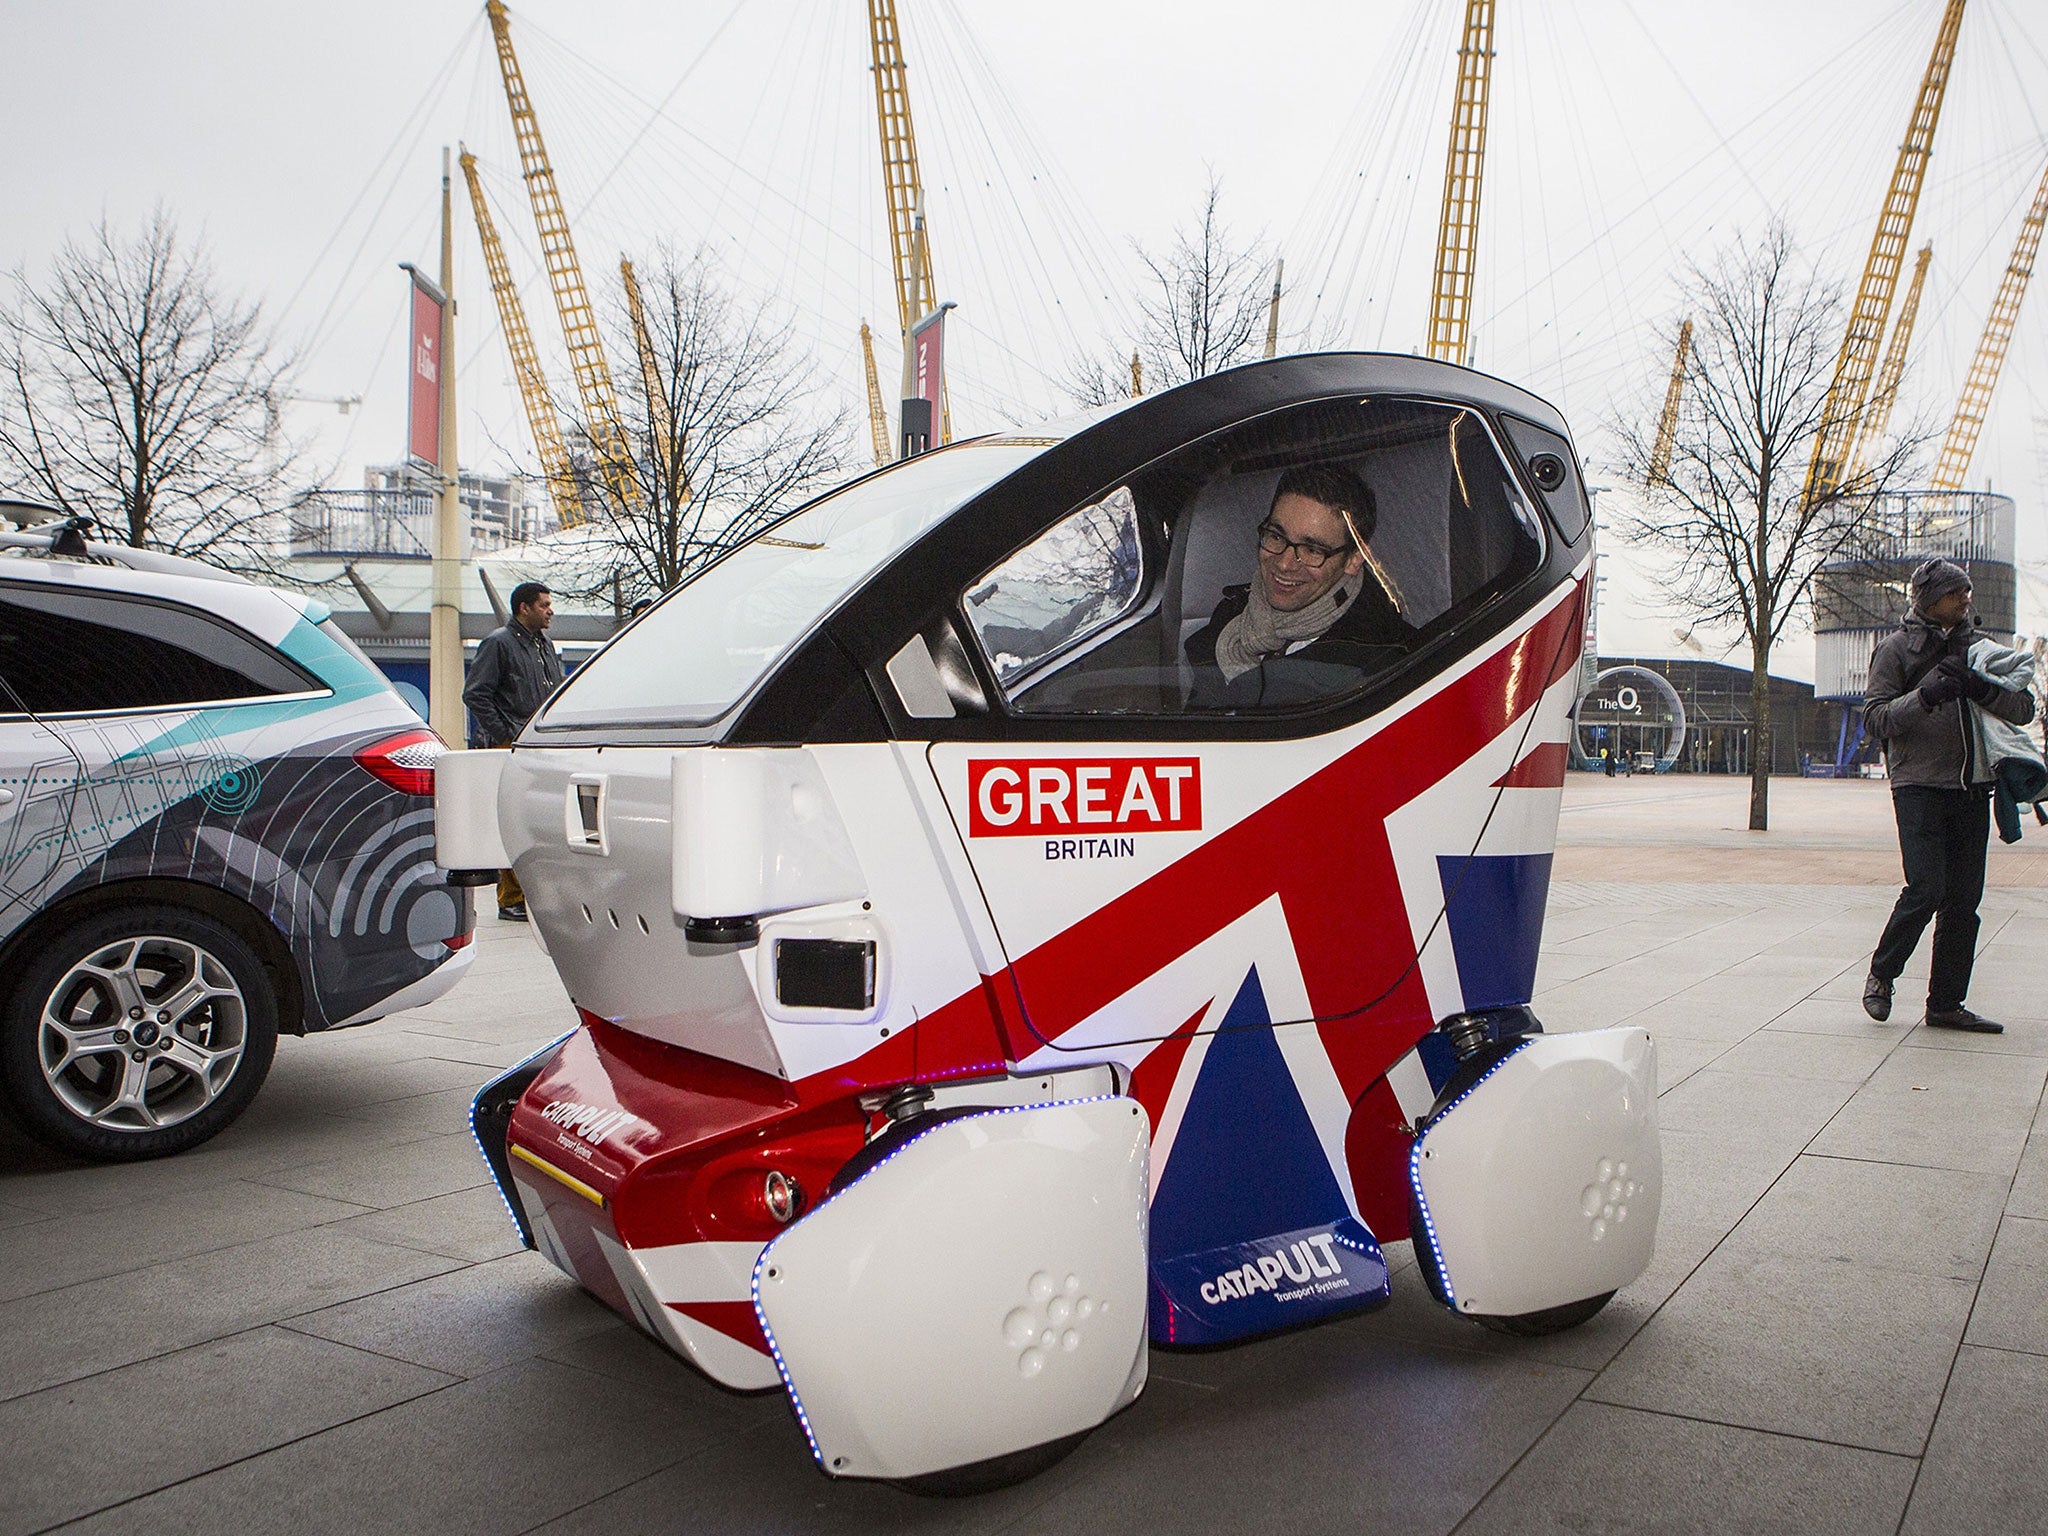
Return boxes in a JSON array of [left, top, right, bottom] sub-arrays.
[[1456, 1400, 1919, 1536], [0, 1327, 455, 1536], [0, 775, 2043, 1532], [1900, 1344, 2048, 1534]]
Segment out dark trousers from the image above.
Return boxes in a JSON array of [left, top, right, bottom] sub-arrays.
[[1871, 786, 1991, 1011]]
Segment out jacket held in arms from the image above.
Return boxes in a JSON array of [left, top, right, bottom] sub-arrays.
[[1967, 638, 2048, 842], [1864, 615, 2036, 790], [461, 619, 565, 746]]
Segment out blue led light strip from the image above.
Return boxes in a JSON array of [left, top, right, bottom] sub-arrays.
[[1331, 1228, 1385, 1263], [750, 1093, 1128, 1472], [1407, 1041, 1529, 1313], [469, 1028, 577, 1242]]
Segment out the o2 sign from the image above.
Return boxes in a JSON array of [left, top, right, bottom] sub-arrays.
[[1615, 685, 1641, 714], [967, 758, 1202, 838]]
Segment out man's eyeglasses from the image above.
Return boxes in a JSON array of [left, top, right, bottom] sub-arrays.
[[1256, 520, 1350, 569]]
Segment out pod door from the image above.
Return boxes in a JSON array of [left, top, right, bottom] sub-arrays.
[[928, 398, 1579, 1084]]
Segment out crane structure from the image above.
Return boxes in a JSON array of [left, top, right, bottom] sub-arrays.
[[866, 0, 948, 443], [1849, 242, 1932, 479], [484, 0, 636, 508], [1931, 153, 2048, 491], [621, 258, 675, 454], [859, 321, 891, 467], [1264, 257, 1285, 359], [868, 0, 937, 345], [458, 148, 584, 526], [1647, 318, 1692, 486], [1805, 0, 1966, 500], [1425, 0, 1496, 366]]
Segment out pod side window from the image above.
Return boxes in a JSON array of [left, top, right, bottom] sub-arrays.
[[961, 398, 1543, 718]]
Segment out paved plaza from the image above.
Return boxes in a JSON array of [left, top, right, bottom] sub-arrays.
[[2, 774, 2045, 1535]]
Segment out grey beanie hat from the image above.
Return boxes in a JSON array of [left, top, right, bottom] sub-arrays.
[[1909, 558, 1970, 610]]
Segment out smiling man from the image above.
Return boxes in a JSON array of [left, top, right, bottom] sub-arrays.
[[1185, 462, 1414, 708]]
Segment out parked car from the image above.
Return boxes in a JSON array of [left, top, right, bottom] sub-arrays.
[[443, 354, 1659, 1490], [0, 507, 474, 1160]]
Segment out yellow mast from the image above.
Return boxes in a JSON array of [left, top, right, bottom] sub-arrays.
[[859, 321, 892, 467], [1806, 0, 1966, 499], [866, 0, 948, 442], [1264, 257, 1285, 359], [458, 149, 583, 526], [1850, 242, 1932, 479], [1931, 154, 2048, 491], [1426, 0, 1496, 365], [620, 258, 674, 452], [868, 0, 933, 343], [1648, 318, 1692, 486], [484, 0, 635, 504]]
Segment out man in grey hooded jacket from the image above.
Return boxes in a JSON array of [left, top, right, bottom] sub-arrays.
[[1862, 558, 2037, 1032]]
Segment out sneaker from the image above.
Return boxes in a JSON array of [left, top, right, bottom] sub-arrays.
[[1862, 973, 1892, 1022], [498, 902, 529, 922], [1925, 1007, 2003, 1034]]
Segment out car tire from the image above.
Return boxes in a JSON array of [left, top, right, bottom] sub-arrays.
[[1472, 1290, 1616, 1337], [0, 905, 279, 1162]]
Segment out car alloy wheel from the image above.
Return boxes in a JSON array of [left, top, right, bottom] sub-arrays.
[[2, 904, 279, 1161], [38, 934, 250, 1132]]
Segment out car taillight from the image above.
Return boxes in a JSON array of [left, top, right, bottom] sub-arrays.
[[444, 930, 474, 951], [355, 729, 446, 796]]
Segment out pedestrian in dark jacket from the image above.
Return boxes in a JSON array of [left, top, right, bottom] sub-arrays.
[[461, 581, 564, 920], [1861, 558, 2037, 1032]]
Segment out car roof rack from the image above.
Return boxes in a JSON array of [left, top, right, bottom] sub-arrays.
[[0, 499, 257, 586]]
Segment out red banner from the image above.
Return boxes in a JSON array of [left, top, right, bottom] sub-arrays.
[[967, 758, 1202, 838], [407, 277, 444, 469], [910, 304, 948, 413]]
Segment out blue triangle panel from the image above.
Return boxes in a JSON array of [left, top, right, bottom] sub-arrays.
[[1437, 853, 1552, 1011], [1147, 967, 1386, 1343]]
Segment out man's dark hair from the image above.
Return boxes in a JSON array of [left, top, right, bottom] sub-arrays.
[[1273, 462, 1376, 544], [509, 581, 551, 616]]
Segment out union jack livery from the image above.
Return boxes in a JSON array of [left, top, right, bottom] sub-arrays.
[[440, 354, 1660, 1491]]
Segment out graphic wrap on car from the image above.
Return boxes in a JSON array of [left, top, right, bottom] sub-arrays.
[[0, 613, 465, 1029]]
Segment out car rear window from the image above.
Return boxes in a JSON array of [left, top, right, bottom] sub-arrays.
[[0, 584, 320, 715]]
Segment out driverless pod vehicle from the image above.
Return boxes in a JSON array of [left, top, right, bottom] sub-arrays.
[[444, 354, 1659, 1489], [0, 509, 474, 1160]]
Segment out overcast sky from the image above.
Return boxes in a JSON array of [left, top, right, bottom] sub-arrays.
[[6, 0, 2046, 668]]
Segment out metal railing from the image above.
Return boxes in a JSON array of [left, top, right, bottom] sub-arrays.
[[287, 486, 549, 560], [1831, 489, 2015, 569]]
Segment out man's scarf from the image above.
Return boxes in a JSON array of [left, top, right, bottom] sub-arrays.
[[1213, 568, 1364, 683]]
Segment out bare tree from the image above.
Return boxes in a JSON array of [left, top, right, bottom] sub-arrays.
[[1056, 353, 1134, 411], [557, 251, 850, 603], [1138, 175, 1273, 388], [1060, 175, 1274, 409], [1613, 223, 1924, 830], [0, 210, 299, 562]]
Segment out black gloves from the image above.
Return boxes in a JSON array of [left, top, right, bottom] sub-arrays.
[[1918, 664, 1965, 709], [1936, 655, 2001, 706]]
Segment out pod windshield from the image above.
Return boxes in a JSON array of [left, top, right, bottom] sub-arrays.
[[536, 440, 1046, 730]]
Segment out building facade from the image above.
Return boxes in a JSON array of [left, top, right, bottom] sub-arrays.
[[1578, 656, 1832, 775]]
